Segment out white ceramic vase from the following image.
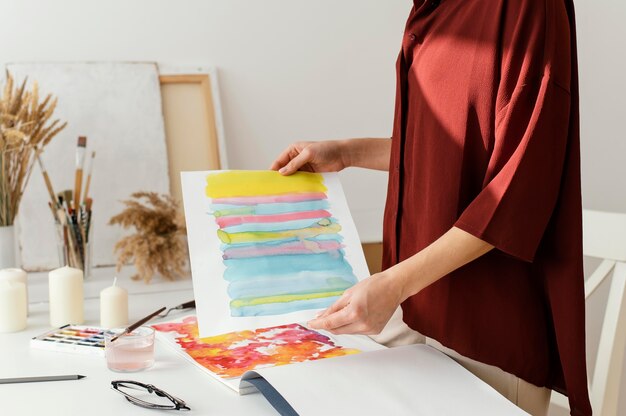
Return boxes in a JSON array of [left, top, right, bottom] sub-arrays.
[[0, 225, 17, 269]]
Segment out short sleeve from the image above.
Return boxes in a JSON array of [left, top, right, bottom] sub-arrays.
[[454, 0, 573, 262]]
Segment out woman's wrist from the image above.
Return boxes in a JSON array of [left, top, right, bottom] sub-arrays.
[[376, 267, 413, 305], [337, 139, 356, 169], [336, 138, 391, 171]]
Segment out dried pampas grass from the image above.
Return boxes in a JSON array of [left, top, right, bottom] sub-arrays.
[[0, 71, 67, 226], [109, 192, 188, 283]]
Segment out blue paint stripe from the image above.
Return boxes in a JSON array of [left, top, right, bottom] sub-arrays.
[[222, 269, 356, 285], [212, 200, 330, 216], [227, 275, 355, 299], [230, 296, 341, 317], [223, 252, 356, 281], [221, 218, 337, 234]]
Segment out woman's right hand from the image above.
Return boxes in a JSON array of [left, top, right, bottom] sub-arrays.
[[269, 140, 349, 176]]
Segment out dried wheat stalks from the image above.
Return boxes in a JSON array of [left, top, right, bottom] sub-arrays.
[[0, 71, 67, 226], [109, 192, 188, 283]]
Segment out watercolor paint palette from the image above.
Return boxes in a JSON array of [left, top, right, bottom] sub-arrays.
[[30, 325, 106, 357], [152, 315, 384, 394]]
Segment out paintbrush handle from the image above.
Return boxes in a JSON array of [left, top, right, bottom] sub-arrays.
[[110, 307, 166, 342], [177, 300, 196, 310], [82, 152, 95, 205], [37, 155, 57, 207], [74, 170, 83, 210], [82, 175, 92, 206], [71, 218, 85, 268], [43, 173, 58, 207]]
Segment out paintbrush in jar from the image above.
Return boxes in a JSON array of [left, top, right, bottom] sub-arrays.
[[82, 151, 95, 205], [73, 136, 87, 211]]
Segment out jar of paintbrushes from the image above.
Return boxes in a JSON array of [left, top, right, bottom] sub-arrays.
[[38, 136, 95, 278]]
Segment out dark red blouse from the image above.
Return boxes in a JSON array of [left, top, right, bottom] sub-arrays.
[[382, 1, 591, 415]]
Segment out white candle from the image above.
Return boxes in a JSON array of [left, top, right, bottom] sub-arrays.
[[0, 280, 27, 333], [49, 266, 84, 327], [0, 268, 28, 315], [100, 277, 128, 328]]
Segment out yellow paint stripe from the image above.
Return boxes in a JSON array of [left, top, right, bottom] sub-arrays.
[[206, 171, 327, 198], [231, 291, 345, 308]]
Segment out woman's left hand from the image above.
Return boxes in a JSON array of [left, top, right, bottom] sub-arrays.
[[308, 272, 405, 335]]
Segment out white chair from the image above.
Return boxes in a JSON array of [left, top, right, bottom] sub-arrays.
[[550, 209, 626, 415]]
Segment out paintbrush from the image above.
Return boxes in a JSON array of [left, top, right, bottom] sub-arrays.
[[57, 207, 79, 267], [37, 153, 58, 210], [60, 189, 85, 267], [109, 307, 166, 343], [82, 151, 95, 205], [62, 190, 74, 213], [73, 136, 87, 210], [85, 197, 93, 243]]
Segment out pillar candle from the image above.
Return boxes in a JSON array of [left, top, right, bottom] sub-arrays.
[[100, 277, 128, 328], [0, 268, 28, 315], [49, 266, 84, 327], [0, 280, 27, 333]]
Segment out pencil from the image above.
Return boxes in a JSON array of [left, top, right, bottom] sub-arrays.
[[0, 375, 86, 384]]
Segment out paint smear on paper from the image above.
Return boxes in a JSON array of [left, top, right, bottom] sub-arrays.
[[205, 171, 358, 317], [152, 316, 360, 379]]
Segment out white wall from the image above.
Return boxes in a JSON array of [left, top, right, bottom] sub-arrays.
[[572, 2, 626, 415], [0, 0, 409, 242], [1, 0, 625, 413]]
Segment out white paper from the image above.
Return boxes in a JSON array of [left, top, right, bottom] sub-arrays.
[[244, 344, 529, 416], [7, 62, 169, 269], [181, 171, 370, 337], [153, 314, 384, 395]]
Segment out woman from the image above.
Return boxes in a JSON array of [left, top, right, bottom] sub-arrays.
[[271, 1, 591, 415]]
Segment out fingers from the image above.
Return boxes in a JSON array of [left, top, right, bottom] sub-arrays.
[[308, 292, 352, 329], [317, 291, 350, 319], [269, 146, 297, 171], [278, 147, 312, 175], [326, 322, 364, 335], [308, 306, 354, 331]]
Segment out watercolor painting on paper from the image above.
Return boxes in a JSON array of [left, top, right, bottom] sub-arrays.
[[181, 170, 370, 337], [153, 315, 361, 380]]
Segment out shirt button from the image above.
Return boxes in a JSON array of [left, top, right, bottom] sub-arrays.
[[409, 34, 416, 41], [395, 165, 400, 172]]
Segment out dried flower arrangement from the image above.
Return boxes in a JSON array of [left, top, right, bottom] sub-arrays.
[[0, 72, 67, 226], [109, 192, 188, 283]]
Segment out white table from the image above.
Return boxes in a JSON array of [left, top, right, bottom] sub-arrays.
[[0, 268, 277, 416], [1, 267, 527, 416]]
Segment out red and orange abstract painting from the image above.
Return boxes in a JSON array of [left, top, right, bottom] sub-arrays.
[[152, 315, 361, 379]]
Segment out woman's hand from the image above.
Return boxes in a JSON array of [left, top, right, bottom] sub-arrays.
[[270, 140, 349, 175], [270, 138, 392, 174], [308, 271, 405, 335]]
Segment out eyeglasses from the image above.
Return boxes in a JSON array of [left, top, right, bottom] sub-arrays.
[[111, 380, 190, 411]]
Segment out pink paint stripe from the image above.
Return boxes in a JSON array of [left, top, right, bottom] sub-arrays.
[[211, 192, 327, 205], [223, 241, 343, 259], [216, 210, 331, 228]]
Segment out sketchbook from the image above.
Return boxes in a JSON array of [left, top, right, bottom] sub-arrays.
[[180, 170, 370, 337], [154, 316, 528, 415], [152, 315, 385, 395], [242, 344, 530, 416]]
